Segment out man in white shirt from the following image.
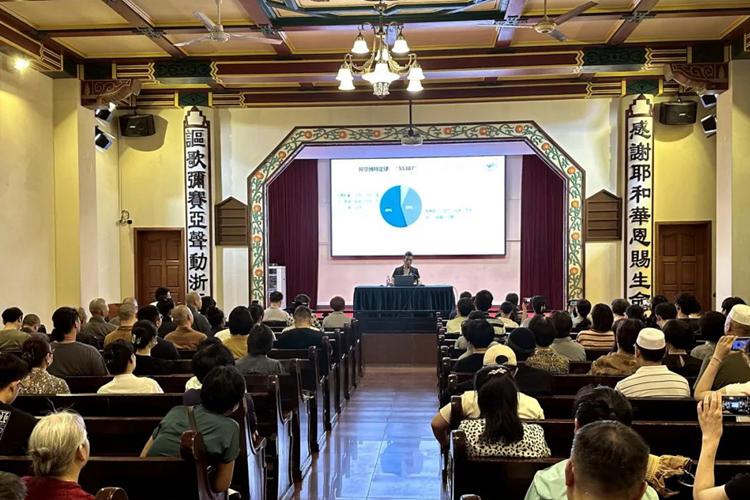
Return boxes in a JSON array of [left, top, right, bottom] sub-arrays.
[[615, 328, 690, 398], [263, 291, 293, 324]]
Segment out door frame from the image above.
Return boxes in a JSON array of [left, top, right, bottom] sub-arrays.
[[134, 227, 186, 306], [654, 220, 713, 309]]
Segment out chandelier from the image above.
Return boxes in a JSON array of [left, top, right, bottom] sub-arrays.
[[335, 2, 425, 98]]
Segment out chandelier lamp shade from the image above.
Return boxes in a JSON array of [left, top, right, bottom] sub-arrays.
[[336, 5, 425, 97]]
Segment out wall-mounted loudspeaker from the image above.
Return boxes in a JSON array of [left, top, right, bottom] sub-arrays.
[[701, 115, 717, 137], [700, 94, 717, 108], [119, 114, 156, 137], [658, 101, 697, 125]]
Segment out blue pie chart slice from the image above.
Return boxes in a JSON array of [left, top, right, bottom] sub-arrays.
[[380, 185, 422, 228]]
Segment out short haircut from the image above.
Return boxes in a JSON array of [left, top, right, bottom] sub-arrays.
[[0, 472, 26, 500], [663, 320, 694, 351], [293, 306, 313, 323], [591, 303, 614, 332], [249, 304, 264, 325], [121, 297, 138, 307], [191, 343, 235, 383], [329, 296, 345, 312], [576, 299, 592, 317], [0, 353, 29, 390], [269, 291, 283, 303], [637, 345, 666, 363], [467, 311, 486, 321], [699, 311, 726, 343], [293, 294, 311, 307], [404, 251, 413, 258], [199, 296, 216, 315], [570, 421, 649, 499], [625, 304, 645, 321], [500, 301, 515, 316], [201, 366, 245, 414], [172, 305, 192, 325], [103, 340, 133, 375], [531, 296, 547, 315], [117, 303, 136, 321], [574, 385, 633, 427], [154, 287, 170, 301], [611, 299, 630, 316], [88, 298, 108, 316], [457, 297, 475, 317], [156, 298, 175, 318], [654, 302, 677, 321], [459, 291, 472, 300], [550, 311, 573, 339], [464, 319, 495, 348], [185, 292, 202, 307], [2, 307, 23, 324], [676, 293, 701, 315], [529, 316, 556, 347], [27, 411, 89, 477], [21, 334, 52, 369], [615, 319, 642, 354], [247, 324, 275, 355], [51, 307, 79, 339], [132, 320, 158, 351], [474, 290, 494, 312], [205, 306, 225, 329], [721, 296, 746, 315], [227, 306, 252, 336], [22, 314, 41, 328], [505, 293, 519, 307], [136, 305, 160, 324], [475, 366, 522, 444]]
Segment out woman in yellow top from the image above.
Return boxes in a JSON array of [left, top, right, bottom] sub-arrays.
[[222, 306, 253, 359]]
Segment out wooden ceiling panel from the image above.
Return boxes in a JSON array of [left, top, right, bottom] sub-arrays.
[[511, 17, 617, 45], [629, 15, 748, 42], [131, 0, 254, 25], [655, 0, 750, 9], [0, 0, 129, 29], [55, 34, 170, 57], [294, 0, 482, 7], [165, 33, 277, 55], [523, 0, 633, 15]]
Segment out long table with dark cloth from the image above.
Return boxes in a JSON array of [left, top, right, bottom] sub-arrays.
[[353, 285, 455, 334]]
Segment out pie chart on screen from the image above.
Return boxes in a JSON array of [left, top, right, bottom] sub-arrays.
[[380, 185, 422, 228]]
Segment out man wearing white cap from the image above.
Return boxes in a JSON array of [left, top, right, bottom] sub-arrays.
[[614, 328, 690, 398], [430, 344, 544, 448], [694, 304, 750, 400]]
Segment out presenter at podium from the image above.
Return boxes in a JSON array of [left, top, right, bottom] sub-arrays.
[[392, 251, 421, 285]]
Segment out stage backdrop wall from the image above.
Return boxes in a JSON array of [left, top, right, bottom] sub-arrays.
[[315, 157, 523, 306]]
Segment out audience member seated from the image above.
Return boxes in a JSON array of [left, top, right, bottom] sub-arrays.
[[721, 296, 746, 317], [449, 291, 472, 319], [496, 301, 520, 329], [285, 294, 321, 329], [103, 303, 137, 347], [157, 298, 177, 337], [206, 306, 226, 336], [676, 292, 702, 334], [48, 307, 107, 378], [263, 291, 293, 325], [199, 296, 217, 317], [322, 296, 352, 330], [693, 392, 750, 499], [506, 328, 553, 397], [77, 298, 115, 349], [570, 299, 592, 333], [0, 307, 30, 351], [249, 303, 264, 326], [142, 366, 245, 494], [550, 311, 585, 362], [109, 297, 137, 326], [0, 472, 25, 500], [276, 306, 325, 350], [186, 292, 213, 336], [447, 297, 474, 334], [453, 319, 495, 373], [21, 314, 41, 335], [645, 295, 669, 328], [654, 302, 677, 329], [588, 319, 641, 376], [615, 328, 690, 398], [151, 286, 171, 306], [694, 305, 750, 397], [457, 365, 551, 458], [237, 324, 283, 376], [576, 303, 615, 351], [222, 306, 253, 359], [0, 353, 36, 455], [165, 305, 208, 350], [663, 319, 701, 377], [525, 385, 659, 500], [626, 304, 646, 322], [505, 293, 522, 324], [611, 298, 629, 323], [691, 311, 726, 361], [474, 290, 506, 335], [97, 340, 163, 394], [132, 320, 174, 376], [76, 308, 88, 330], [23, 411, 94, 500], [135, 305, 179, 360], [19, 334, 69, 395], [521, 296, 548, 328], [526, 316, 570, 374]]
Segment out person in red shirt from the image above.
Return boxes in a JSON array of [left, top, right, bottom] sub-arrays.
[[23, 411, 95, 500]]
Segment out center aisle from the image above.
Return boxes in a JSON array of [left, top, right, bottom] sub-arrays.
[[293, 366, 443, 500]]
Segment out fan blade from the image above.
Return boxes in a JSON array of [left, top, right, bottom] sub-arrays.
[[553, 1, 597, 25], [194, 11, 217, 31], [548, 29, 568, 42], [229, 33, 284, 45], [497, 24, 536, 29], [174, 35, 213, 47]]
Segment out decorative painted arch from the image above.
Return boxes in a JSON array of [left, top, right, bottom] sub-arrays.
[[247, 122, 586, 304]]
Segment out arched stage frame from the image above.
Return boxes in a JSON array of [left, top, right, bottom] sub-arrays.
[[247, 122, 586, 305]]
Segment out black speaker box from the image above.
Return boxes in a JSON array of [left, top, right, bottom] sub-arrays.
[[658, 101, 697, 125], [119, 114, 156, 137]]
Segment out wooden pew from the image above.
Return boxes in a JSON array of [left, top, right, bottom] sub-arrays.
[[15, 394, 185, 417], [65, 375, 192, 394], [534, 395, 699, 421], [323, 330, 344, 416]]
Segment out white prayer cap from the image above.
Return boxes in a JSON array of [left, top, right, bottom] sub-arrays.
[[483, 344, 517, 367], [636, 328, 666, 350], [729, 304, 750, 326]]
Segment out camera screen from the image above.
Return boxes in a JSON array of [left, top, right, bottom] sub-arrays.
[[731, 338, 750, 351], [722, 396, 750, 415]]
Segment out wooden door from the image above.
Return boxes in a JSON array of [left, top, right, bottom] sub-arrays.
[[655, 222, 712, 311], [135, 229, 185, 306]]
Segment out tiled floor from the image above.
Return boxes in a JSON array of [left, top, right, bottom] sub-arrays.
[[293, 366, 444, 500]]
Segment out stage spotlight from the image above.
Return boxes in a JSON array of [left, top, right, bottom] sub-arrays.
[[95, 126, 114, 150], [700, 114, 717, 137], [699, 93, 717, 109], [13, 57, 30, 71], [95, 103, 116, 122]]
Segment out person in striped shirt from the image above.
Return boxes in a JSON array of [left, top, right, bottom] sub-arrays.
[[576, 303, 615, 351], [615, 328, 691, 398]]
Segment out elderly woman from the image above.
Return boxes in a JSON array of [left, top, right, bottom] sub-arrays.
[[19, 334, 70, 395], [23, 411, 95, 500]]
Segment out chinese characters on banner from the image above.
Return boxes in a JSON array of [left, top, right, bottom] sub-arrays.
[[624, 95, 654, 306], [184, 107, 212, 297]]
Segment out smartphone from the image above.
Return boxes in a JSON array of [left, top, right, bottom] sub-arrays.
[[722, 396, 750, 416], [731, 337, 750, 351], [567, 299, 579, 315]]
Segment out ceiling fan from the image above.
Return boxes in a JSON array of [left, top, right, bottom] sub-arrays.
[[174, 0, 283, 47], [497, 0, 598, 42]]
